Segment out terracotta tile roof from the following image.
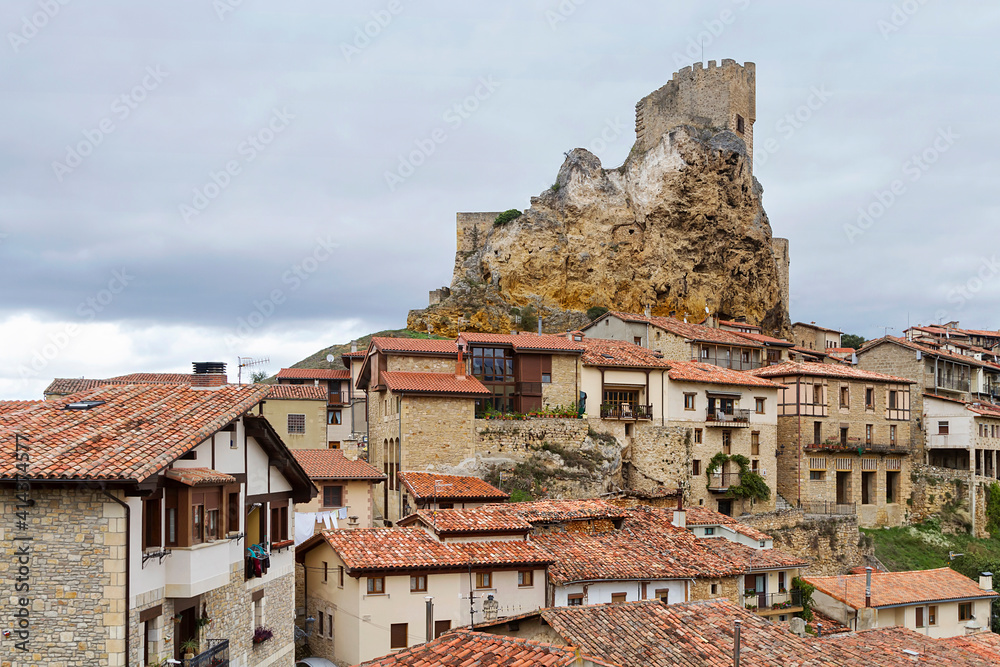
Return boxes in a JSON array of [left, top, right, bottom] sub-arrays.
[[44, 377, 115, 395], [809, 608, 851, 634], [699, 537, 807, 570], [164, 467, 237, 486], [681, 506, 773, 541], [370, 336, 458, 356], [276, 368, 350, 380], [398, 508, 533, 534], [940, 632, 1000, 661], [291, 450, 386, 480], [357, 628, 587, 667], [802, 567, 998, 609], [820, 626, 1000, 666], [603, 311, 765, 348], [667, 360, 782, 388], [108, 372, 195, 383], [826, 347, 857, 356], [266, 385, 328, 400], [790, 345, 830, 359], [342, 350, 366, 358], [458, 332, 584, 353], [380, 371, 490, 395], [0, 400, 43, 413], [750, 360, 913, 384], [860, 336, 995, 370], [398, 471, 508, 501], [302, 528, 548, 572], [484, 498, 630, 524], [719, 319, 762, 331], [969, 402, 1000, 418], [580, 337, 671, 369], [0, 383, 270, 482], [730, 331, 795, 346], [793, 322, 843, 334]]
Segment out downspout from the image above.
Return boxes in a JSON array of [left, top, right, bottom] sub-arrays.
[[796, 376, 802, 507], [398, 393, 403, 522], [101, 486, 130, 667], [661, 371, 665, 426]]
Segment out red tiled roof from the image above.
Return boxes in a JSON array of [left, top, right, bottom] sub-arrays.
[[164, 467, 237, 486], [291, 450, 385, 480], [398, 508, 532, 534], [342, 350, 366, 358], [357, 628, 587, 667], [380, 371, 490, 395], [969, 402, 1000, 418], [940, 632, 1000, 661], [580, 337, 671, 369], [860, 336, 995, 370], [730, 331, 795, 346], [370, 336, 458, 356], [821, 626, 1000, 665], [602, 311, 765, 348], [719, 319, 762, 331], [802, 567, 998, 609], [667, 360, 782, 388], [277, 368, 351, 380], [458, 332, 584, 353], [301, 528, 548, 572], [266, 385, 328, 400], [750, 361, 913, 384], [699, 537, 807, 570], [0, 384, 270, 481], [793, 322, 843, 334], [398, 471, 508, 501], [681, 506, 772, 541], [108, 372, 195, 384], [484, 498, 630, 524], [0, 400, 43, 412], [44, 378, 116, 395]]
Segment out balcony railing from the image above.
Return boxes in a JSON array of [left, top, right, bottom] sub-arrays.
[[328, 391, 350, 405], [600, 403, 653, 420], [707, 472, 742, 491], [934, 377, 971, 393], [189, 639, 229, 667], [692, 356, 762, 371], [800, 500, 856, 515], [749, 590, 804, 615], [804, 442, 907, 454], [705, 408, 751, 427]]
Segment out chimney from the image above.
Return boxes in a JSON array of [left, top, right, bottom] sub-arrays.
[[644, 306, 651, 318], [351, 341, 358, 353], [733, 619, 741, 667], [672, 494, 686, 529], [191, 362, 227, 388], [980, 572, 993, 591], [538, 317, 543, 335], [456, 344, 466, 379], [865, 566, 873, 608]]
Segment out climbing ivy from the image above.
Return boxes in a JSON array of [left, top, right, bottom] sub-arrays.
[[705, 452, 770, 502], [986, 482, 1000, 537]]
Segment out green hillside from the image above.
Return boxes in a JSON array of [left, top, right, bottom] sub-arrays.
[[285, 328, 448, 371]]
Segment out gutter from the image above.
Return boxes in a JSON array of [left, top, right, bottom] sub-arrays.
[[101, 485, 130, 667]]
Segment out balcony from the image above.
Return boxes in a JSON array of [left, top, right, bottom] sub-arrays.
[[692, 356, 762, 371], [600, 403, 653, 421], [328, 391, 350, 406], [705, 408, 751, 427], [804, 441, 908, 454], [749, 590, 804, 616], [707, 472, 741, 491], [190, 638, 229, 667], [801, 500, 856, 516], [165, 540, 234, 598], [934, 377, 971, 393]]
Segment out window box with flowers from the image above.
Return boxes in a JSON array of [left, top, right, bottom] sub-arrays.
[[252, 626, 274, 646]]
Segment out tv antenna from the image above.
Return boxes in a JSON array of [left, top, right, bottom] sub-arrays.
[[237, 356, 269, 384]]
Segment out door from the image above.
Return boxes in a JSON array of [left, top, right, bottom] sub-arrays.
[[175, 607, 197, 661], [756, 574, 767, 608], [717, 499, 732, 516]]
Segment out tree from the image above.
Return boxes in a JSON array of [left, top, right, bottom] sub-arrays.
[[841, 334, 866, 349], [519, 305, 538, 332], [586, 306, 609, 322], [250, 370, 268, 383]]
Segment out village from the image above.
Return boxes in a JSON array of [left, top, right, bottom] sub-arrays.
[[4, 53, 1000, 667]]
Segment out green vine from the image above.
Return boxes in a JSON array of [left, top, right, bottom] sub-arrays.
[[705, 452, 770, 502], [986, 482, 1000, 537]]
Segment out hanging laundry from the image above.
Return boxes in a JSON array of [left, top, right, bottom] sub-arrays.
[[294, 512, 316, 546], [338, 507, 348, 520]]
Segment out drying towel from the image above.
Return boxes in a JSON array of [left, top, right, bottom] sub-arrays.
[[294, 512, 316, 546]]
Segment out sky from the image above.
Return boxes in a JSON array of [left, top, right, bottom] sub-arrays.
[[2, 1, 999, 399]]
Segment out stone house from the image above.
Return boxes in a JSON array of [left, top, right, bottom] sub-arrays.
[[295, 528, 552, 665], [0, 376, 315, 666], [341, 347, 370, 459], [792, 322, 843, 351], [397, 470, 508, 514], [259, 383, 329, 451], [291, 449, 385, 532], [276, 367, 357, 450], [578, 336, 671, 430], [663, 360, 781, 515], [804, 568, 998, 638], [750, 361, 914, 527]]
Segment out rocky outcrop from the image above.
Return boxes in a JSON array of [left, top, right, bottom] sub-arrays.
[[409, 126, 788, 336]]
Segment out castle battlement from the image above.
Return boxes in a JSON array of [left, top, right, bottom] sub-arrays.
[[635, 59, 756, 167]]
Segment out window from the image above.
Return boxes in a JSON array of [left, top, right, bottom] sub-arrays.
[[475, 572, 492, 589], [890, 425, 897, 446], [813, 385, 823, 405], [755, 397, 765, 414], [541, 372, 551, 383], [694, 428, 703, 444], [704, 527, 715, 536], [701, 347, 710, 360], [654, 588, 668, 603], [959, 602, 973, 621], [736, 114, 745, 133], [518, 570, 534, 587], [270, 503, 288, 542], [323, 485, 344, 508], [611, 593, 627, 603], [318, 611, 324, 636], [722, 430, 732, 454], [142, 498, 161, 550], [711, 583, 719, 595], [916, 606, 924, 628], [323, 561, 328, 583], [778, 572, 786, 591], [840, 427, 849, 447], [889, 390, 898, 409], [434, 620, 451, 638], [367, 577, 385, 595], [328, 410, 342, 425], [751, 432, 760, 455], [207, 507, 219, 540], [339, 565, 345, 588], [410, 575, 427, 592], [192, 504, 204, 544], [328, 441, 341, 449], [751, 459, 759, 474], [684, 393, 696, 410], [288, 413, 306, 434], [861, 471, 875, 505], [810, 470, 824, 481], [692, 460, 701, 476], [865, 387, 874, 409], [634, 337, 642, 346], [227, 492, 239, 535], [840, 386, 850, 408], [865, 424, 873, 445], [928, 605, 937, 626], [938, 421, 949, 435], [167, 508, 177, 546], [567, 594, 584, 606], [390, 623, 408, 649]]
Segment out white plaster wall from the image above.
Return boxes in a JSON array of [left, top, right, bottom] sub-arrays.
[[553, 579, 686, 606]]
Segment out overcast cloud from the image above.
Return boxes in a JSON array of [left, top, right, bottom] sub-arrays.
[[2, 1, 998, 399]]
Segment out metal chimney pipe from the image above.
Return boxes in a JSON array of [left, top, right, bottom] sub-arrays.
[[425, 596, 434, 642], [733, 619, 741, 667], [865, 566, 873, 608], [538, 316, 543, 335]]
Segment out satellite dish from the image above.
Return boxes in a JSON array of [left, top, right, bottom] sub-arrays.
[[326, 354, 335, 363], [705, 306, 710, 313]]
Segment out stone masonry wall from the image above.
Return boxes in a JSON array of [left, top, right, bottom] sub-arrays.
[[856, 343, 927, 452], [0, 487, 121, 666], [475, 418, 590, 460], [626, 422, 689, 495], [388, 356, 456, 374], [909, 463, 988, 537], [739, 510, 873, 577], [403, 395, 477, 470], [690, 575, 740, 606], [541, 354, 579, 411]]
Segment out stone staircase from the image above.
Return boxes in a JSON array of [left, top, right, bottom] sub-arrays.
[[775, 492, 794, 511]]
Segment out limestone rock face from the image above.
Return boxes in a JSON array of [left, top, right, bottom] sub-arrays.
[[409, 124, 788, 336]]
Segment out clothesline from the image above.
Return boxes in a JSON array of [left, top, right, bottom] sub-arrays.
[[294, 508, 348, 545]]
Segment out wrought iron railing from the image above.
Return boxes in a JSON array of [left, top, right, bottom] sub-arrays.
[[599, 403, 653, 420], [748, 589, 803, 612], [804, 442, 908, 454], [706, 408, 751, 425], [692, 356, 762, 371], [189, 639, 229, 667]]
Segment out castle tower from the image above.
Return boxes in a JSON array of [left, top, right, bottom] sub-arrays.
[[634, 59, 756, 168]]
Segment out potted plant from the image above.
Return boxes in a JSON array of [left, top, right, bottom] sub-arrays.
[[180, 638, 199, 659], [196, 615, 211, 630], [252, 626, 274, 645]]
